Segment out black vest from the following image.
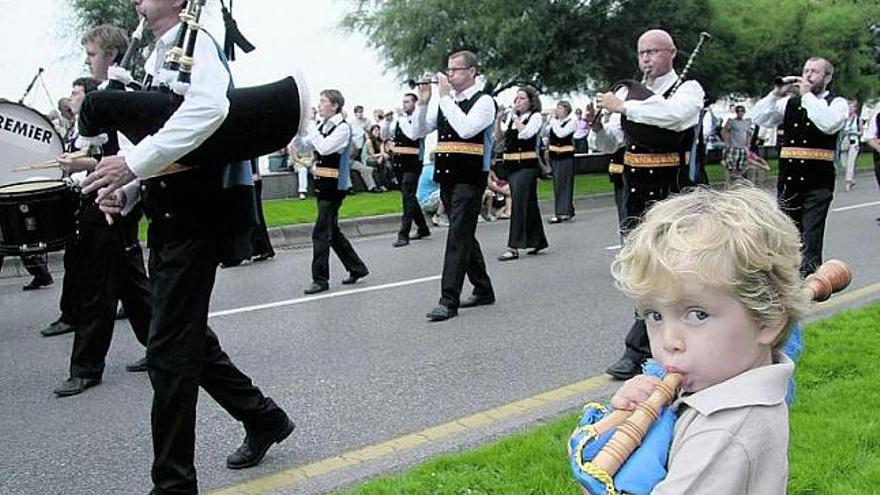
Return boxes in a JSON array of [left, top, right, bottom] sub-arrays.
[[392, 118, 422, 174], [434, 90, 490, 185], [503, 113, 539, 171], [313, 121, 344, 199], [778, 93, 839, 191], [874, 113, 880, 161], [548, 118, 575, 159]]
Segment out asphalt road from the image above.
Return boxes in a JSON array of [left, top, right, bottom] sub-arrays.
[[1, 183, 878, 495]]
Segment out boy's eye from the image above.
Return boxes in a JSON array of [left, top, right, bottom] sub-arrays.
[[685, 309, 709, 322]]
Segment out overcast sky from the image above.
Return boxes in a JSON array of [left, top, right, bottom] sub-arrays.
[[0, 0, 414, 116]]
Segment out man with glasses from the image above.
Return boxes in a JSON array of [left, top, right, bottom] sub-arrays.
[[413, 50, 496, 321], [591, 29, 705, 379]]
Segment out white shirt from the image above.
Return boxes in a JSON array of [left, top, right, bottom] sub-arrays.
[[124, 25, 230, 179], [548, 116, 577, 139], [746, 90, 848, 136], [293, 113, 350, 156], [590, 69, 704, 154], [389, 112, 420, 141], [502, 111, 543, 140], [413, 82, 495, 139]]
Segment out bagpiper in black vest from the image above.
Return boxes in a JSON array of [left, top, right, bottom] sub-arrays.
[[778, 93, 840, 192], [391, 118, 423, 175], [548, 118, 575, 160], [434, 90, 493, 185], [313, 119, 352, 200], [502, 113, 540, 172], [620, 83, 696, 202]]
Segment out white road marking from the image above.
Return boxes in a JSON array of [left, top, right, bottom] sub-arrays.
[[208, 275, 441, 318], [832, 200, 880, 212], [604, 244, 622, 250]]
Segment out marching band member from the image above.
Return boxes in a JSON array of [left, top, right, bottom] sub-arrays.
[[80, 1, 295, 492], [746, 57, 848, 275], [495, 86, 549, 261], [593, 29, 705, 380], [390, 92, 431, 247], [294, 89, 369, 295], [413, 50, 495, 322], [546, 100, 577, 223]]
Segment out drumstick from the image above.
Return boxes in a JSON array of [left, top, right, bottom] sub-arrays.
[[12, 150, 90, 172]]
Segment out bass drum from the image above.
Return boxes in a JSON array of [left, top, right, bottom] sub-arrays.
[[0, 100, 64, 185]]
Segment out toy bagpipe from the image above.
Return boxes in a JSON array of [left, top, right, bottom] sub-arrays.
[[568, 259, 853, 495]]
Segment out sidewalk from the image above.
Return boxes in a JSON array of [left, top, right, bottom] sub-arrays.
[[0, 191, 619, 280]]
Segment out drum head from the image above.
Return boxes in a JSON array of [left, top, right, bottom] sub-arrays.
[[0, 101, 64, 185], [0, 179, 67, 196]]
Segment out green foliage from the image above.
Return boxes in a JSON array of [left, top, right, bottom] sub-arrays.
[[342, 0, 880, 101]]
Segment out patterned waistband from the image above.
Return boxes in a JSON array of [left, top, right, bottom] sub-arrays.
[[315, 166, 340, 179], [143, 163, 191, 180], [549, 145, 575, 153], [623, 151, 688, 168], [436, 141, 485, 156], [779, 147, 834, 162], [608, 163, 624, 174], [503, 151, 539, 161], [392, 146, 420, 156]]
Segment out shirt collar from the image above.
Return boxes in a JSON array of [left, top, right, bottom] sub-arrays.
[[680, 352, 793, 416], [644, 69, 679, 95], [453, 82, 480, 102], [157, 24, 181, 50], [325, 113, 344, 126]]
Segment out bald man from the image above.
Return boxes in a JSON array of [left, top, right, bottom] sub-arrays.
[[591, 29, 705, 379], [747, 57, 848, 275]]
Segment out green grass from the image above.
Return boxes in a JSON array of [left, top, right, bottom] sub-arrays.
[[339, 302, 880, 495], [136, 153, 876, 240]]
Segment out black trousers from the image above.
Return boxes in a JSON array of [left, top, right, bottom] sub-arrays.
[[551, 157, 575, 217], [250, 179, 275, 258], [69, 213, 152, 379], [22, 254, 52, 281], [778, 186, 833, 275], [507, 168, 548, 250], [58, 237, 84, 325], [397, 171, 430, 240], [147, 230, 281, 495], [622, 318, 651, 363], [610, 174, 627, 234], [311, 195, 367, 284], [439, 182, 494, 308]]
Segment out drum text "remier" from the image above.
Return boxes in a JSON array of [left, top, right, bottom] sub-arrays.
[[0, 113, 55, 144]]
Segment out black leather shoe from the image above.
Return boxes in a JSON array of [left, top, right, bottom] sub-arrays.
[[226, 416, 295, 469], [527, 247, 546, 255], [304, 282, 329, 295], [342, 271, 368, 285], [392, 238, 410, 248], [426, 305, 458, 321], [412, 230, 431, 240], [23, 276, 53, 291], [54, 377, 101, 397], [606, 357, 643, 380], [459, 295, 495, 308], [126, 357, 148, 373], [41, 319, 75, 337]]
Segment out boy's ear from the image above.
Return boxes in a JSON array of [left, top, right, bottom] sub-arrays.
[[758, 317, 789, 346]]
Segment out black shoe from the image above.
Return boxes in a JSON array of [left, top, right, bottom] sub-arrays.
[[54, 377, 101, 397], [412, 230, 431, 240], [605, 357, 643, 380], [226, 416, 295, 470], [426, 305, 458, 321], [527, 247, 546, 255], [342, 271, 368, 285], [125, 357, 148, 373], [304, 282, 329, 295], [251, 252, 274, 262], [392, 238, 410, 248], [459, 295, 495, 308], [548, 216, 562, 224], [23, 276, 53, 291], [41, 319, 75, 337], [220, 259, 244, 269]]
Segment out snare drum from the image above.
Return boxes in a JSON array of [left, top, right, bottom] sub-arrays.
[[0, 180, 78, 255]]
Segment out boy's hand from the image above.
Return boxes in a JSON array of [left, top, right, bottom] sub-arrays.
[[610, 374, 660, 411]]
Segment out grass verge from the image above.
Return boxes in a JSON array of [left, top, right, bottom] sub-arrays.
[[338, 302, 880, 494]]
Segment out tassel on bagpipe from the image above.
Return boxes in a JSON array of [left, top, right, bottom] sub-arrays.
[[568, 259, 852, 495]]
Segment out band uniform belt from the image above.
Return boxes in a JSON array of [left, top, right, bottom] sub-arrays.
[[779, 147, 834, 162], [144, 163, 190, 179], [503, 151, 539, 161], [315, 166, 340, 179], [623, 151, 688, 168], [392, 146, 420, 156], [608, 163, 624, 174], [548, 145, 575, 153], [436, 141, 484, 156]]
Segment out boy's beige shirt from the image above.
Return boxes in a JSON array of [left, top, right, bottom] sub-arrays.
[[653, 353, 794, 494]]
